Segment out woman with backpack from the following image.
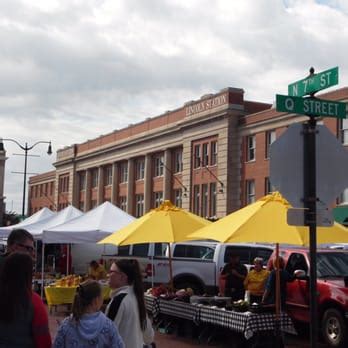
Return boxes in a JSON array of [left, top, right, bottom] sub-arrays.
[[106, 259, 154, 348]]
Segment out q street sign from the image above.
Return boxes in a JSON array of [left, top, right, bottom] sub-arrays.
[[288, 66, 339, 97], [276, 94, 346, 119], [270, 123, 348, 209]]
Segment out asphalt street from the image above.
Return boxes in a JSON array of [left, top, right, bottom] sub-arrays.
[[49, 306, 329, 347]]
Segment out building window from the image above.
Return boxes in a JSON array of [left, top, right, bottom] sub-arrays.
[[265, 130, 276, 159], [194, 145, 201, 168], [193, 185, 200, 215], [153, 191, 163, 208], [58, 175, 69, 193], [173, 149, 183, 173], [91, 169, 98, 188], [174, 189, 182, 207], [105, 165, 113, 186], [202, 143, 209, 166], [246, 180, 255, 204], [202, 184, 208, 217], [79, 201, 84, 211], [246, 135, 256, 161], [210, 141, 217, 165], [210, 182, 217, 217], [135, 159, 145, 180], [340, 119, 348, 145], [78, 172, 85, 191], [91, 200, 97, 209], [119, 196, 127, 211], [120, 162, 128, 183], [49, 182, 53, 195], [265, 177, 272, 195], [135, 194, 144, 217], [154, 155, 164, 177]]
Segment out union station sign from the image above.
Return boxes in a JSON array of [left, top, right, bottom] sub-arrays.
[[185, 93, 228, 116]]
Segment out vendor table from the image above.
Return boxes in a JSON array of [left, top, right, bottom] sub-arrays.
[[144, 294, 297, 340], [159, 298, 197, 321], [45, 285, 111, 308], [196, 305, 297, 339], [158, 298, 197, 321], [144, 294, 160, 318], [144, 295, 196, 320]]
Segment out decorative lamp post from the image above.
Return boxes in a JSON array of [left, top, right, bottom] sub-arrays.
[[0, 138, 52, 218]]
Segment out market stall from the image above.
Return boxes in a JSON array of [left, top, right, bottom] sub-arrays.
[[42, 202, 135, 295]]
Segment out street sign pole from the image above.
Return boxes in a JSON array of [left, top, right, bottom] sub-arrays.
[[273, 66, 345, 348], [303, 117, 318, 348]]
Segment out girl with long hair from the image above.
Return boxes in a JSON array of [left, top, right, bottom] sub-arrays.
[[0, 252, 52, 347], [106, 259, 154, 348], [53, 279, 124, 348]]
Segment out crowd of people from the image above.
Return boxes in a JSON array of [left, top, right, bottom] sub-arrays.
[[220, 252, 295, 307], [0, 228, 294, 347], [0, 228, 154, 348]]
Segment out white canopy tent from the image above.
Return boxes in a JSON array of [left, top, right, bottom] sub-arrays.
[[39, 202, 135, 296], [25, 205, 83, 239], [43, 201, 135, 244], [0, 207, 56, 238]]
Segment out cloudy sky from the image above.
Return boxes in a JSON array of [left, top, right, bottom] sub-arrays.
[[1, 0, 348, 214]]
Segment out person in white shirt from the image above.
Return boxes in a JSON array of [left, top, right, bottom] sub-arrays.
[[105, 259, 154, 348]]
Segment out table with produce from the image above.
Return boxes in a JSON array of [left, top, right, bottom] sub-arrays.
[[44, 275, 110, 309], [144, 286, 297, 340]]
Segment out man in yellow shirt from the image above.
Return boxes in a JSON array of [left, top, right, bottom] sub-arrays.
[[244, 257, 269, 303], [88, 260, 107, 280]]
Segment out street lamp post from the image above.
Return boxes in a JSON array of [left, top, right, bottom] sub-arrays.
[[0, 138, 52, 218]]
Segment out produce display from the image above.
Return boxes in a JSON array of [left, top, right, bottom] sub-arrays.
[[232, 299, 249, 312], [147, 284, 194, 302], [33, 272, 55, 280], [52, 275, 83, 287], [147, 285, 274, 313]]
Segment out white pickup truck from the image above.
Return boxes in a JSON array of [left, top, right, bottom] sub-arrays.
[[100, 241, 273, 295]]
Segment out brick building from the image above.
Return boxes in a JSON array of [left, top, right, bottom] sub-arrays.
[[28, 86, 348, 218]]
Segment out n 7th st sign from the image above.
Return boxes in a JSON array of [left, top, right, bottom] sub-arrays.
[[288, 66, 338, 97]]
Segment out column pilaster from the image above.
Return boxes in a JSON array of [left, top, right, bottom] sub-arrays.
[[84, 169, 92, 212], [144, 154, 152, 212], [126, 159, 134, 214], [111, 163, 119, 205]]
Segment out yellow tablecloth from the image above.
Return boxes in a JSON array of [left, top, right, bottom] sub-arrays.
[[45, 285, 111, 306]]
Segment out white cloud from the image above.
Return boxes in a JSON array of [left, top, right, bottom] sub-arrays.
[[1, 0, 348, 214]]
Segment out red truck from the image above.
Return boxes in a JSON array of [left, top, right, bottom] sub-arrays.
[[271, 247, 348, 347]]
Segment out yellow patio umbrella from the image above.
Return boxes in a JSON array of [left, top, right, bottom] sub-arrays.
[[188, 191, 348, 245], [98, 200, 211, 288]]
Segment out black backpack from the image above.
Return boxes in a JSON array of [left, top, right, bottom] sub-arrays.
[[106, 293, 127, 321]]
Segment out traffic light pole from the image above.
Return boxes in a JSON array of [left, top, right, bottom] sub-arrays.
[[303, 116, 318, 348]]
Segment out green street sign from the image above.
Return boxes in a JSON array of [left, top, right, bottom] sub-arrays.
[[288, 67, 339, 97], [276, 94, 346, 119]]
